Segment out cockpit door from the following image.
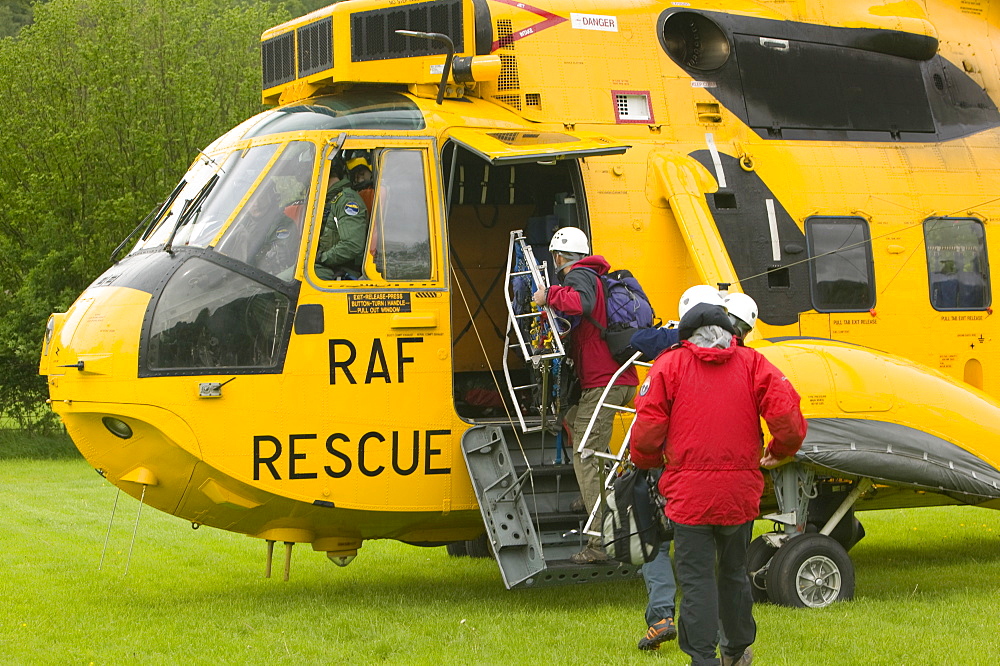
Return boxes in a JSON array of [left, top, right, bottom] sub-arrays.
[[445, 127, 630, 165]]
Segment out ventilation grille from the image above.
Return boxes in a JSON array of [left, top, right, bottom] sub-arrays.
[[298, 18, 333, 77], [525, 93, 541, 107], [493, 94, 522, 110], [496, 19, 514, 49], [351, 0, 464, 62], [497, 53, 520, 90], [262, 32, 295, 89], [613, 92, 653, 123]]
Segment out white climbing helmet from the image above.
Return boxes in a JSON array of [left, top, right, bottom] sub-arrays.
[[724, 292, 758, 333], [678, 284, 726, 320], [548, 227, 590, 255]]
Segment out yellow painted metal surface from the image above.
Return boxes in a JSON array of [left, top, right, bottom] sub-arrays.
[[40, 0, 1000, 557]]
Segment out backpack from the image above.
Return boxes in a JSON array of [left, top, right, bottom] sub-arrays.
[[602, 467, 671, 566], [582, 268, 656, 364]]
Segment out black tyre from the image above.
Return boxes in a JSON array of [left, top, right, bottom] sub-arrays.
[[445, 541, 468, 557], [746, 535, 778, 603], [464, 533, 493, 558], [765, 533, 855, 608]]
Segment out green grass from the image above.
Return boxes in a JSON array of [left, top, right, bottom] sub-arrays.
[[1, 458, 999, 665], [0, 429, 79, 460]]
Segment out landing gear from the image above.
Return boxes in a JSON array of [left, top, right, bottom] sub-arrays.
[[752, 465, 871, 608], [444, 533, 493, 558], [445, 541, 468, 557], [765, 533, 855, 607], [746, 535, 778, 603]]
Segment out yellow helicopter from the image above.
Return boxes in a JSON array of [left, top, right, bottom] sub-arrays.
[[39, 0, 1000, 606]]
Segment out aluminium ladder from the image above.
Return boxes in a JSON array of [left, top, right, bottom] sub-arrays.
[[501, 230, 566, 433], [576, 351, 653, 539]]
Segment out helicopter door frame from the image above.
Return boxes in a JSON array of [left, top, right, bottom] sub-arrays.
[[304, 135, 449, 292], [445, 127, 630, 166]]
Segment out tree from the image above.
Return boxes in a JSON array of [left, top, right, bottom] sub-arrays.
[[0, 0, 289, 429]]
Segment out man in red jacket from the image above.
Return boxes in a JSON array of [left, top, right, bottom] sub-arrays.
[[533, 227, 638, 563], [631, 300, 806, 666]]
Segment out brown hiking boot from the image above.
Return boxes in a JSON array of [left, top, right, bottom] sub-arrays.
[[637, 617, 677, 651], [721, 647, 753, 666], [569, 546, 609, 564]]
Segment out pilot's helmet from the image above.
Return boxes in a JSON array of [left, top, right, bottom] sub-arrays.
[[347, 156, 371, 172]]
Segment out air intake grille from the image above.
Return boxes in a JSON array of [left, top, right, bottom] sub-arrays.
[[497, 54, 520, 90], [298, 18, 333, 77], [351, 0, 464, 62], [496, 19, 514, 49], [262, 32, 295, 89], [493, 94, 522, 111]]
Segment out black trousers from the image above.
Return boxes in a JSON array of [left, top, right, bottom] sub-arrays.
[[673, 521, 756, 665]]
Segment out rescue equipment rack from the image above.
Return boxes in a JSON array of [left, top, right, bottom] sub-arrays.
[[502, 230, 566, 433]]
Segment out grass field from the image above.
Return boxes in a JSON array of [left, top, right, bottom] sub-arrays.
[[1, 453, 999, 665]]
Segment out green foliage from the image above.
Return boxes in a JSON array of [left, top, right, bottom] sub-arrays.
[[0, 0, 36, 38], [0, 0, 289, 428], [1, 458, 1000, 664]]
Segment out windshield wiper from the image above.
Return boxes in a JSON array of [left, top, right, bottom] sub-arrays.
[[109, 179, 187, 263], [164, 174, 219, 254]]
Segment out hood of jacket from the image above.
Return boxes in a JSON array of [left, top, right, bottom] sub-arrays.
[[563, 253, 610, 278], [680, 338, 738, 364]]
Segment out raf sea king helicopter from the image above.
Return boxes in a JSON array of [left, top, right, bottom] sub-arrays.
[[40, 0, 1000, 606]]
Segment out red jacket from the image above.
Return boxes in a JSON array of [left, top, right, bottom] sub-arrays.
[[545, 255, 638, 390], [630, 339, 807, 525]]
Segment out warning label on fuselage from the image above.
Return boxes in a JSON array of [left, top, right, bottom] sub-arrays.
[[348, 292, 411, 314]]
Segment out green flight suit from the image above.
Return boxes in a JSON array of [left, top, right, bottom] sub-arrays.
[[316, 176, 368, 280]]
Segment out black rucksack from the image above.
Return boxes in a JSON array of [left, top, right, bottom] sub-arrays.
[[582, 268, 656, 364], [602, 467, 671, 565]]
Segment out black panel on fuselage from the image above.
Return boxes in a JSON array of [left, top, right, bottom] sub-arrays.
[[659, 9, 1000, 142], [689, 150, 811, 327]]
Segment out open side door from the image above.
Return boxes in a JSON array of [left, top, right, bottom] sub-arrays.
[[446, 127, 630, 165]]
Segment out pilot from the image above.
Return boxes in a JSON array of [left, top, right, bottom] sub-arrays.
[[316, 153, 368, 280], [347, 155, 375, 211]]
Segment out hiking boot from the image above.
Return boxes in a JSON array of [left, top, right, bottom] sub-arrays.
[[721, 647, 753, 666], [637, 617, 677, 651], [569, 496, 586, 512], [569, 546, 608, 564]]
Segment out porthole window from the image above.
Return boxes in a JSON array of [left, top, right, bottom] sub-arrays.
[[805, 217, 875, 312], [924, 217, 990, 310]]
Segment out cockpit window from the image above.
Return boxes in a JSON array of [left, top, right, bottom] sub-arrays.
[[367, 149, 432, 281], [240, 91, 425, 138], [140, 154, 230, 249], [171, 144, 281, 250], [145, 257, 292, 372], [214, 141, 315, 280]]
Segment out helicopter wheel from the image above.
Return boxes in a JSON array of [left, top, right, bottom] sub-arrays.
[[765, 533, 855, 608], [445, 542, 468, 557], [464, 533, 493, 558], [746, 535, 778, 603]]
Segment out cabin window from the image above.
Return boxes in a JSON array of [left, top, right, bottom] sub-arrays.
[[214, 141, 314, 281], [367, 149, 432, 281], [805, 216, 875, 311], [924, 217, 990, 310], [145, 257, 292, 372]]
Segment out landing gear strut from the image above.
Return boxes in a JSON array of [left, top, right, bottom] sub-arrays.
[[748, 464, 871, 608]]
